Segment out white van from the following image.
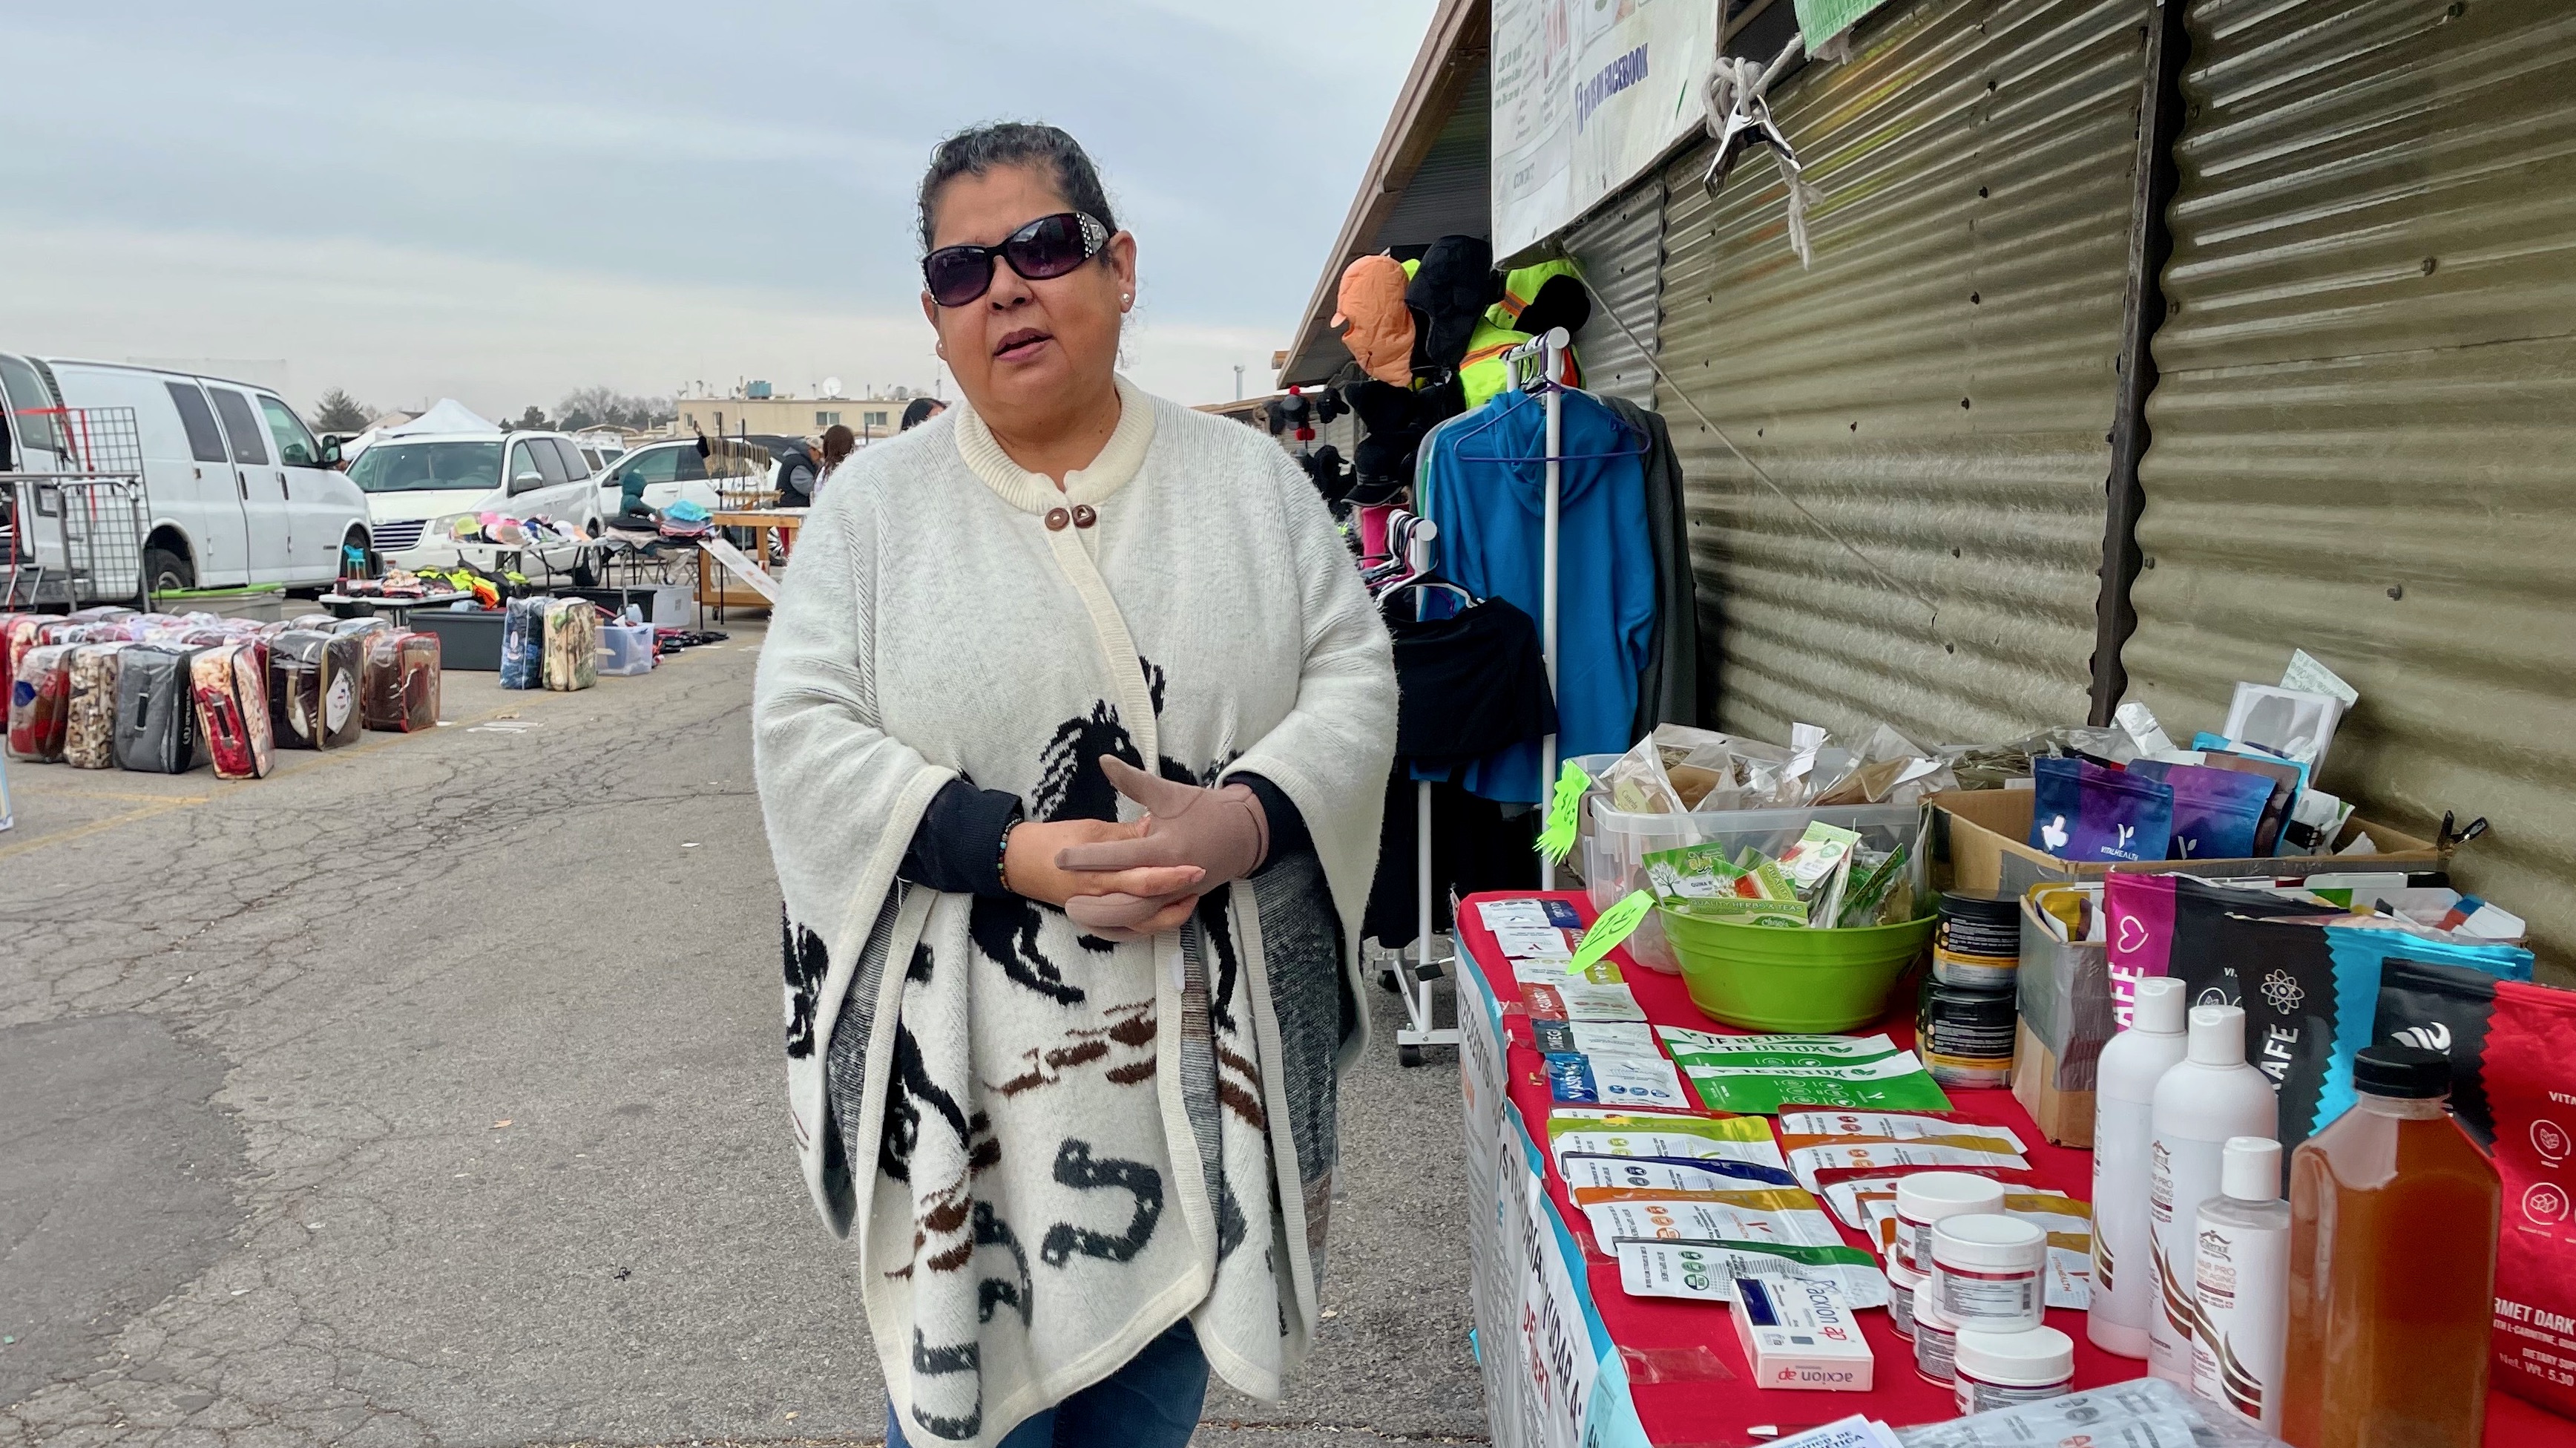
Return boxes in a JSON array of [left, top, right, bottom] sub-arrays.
[[13, 356, 372, 593], [349, 427, 605, 574]]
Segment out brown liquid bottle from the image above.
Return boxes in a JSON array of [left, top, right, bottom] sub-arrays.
[[2278, 1044, 2500, 1448]]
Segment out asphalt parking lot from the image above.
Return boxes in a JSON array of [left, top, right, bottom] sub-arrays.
[[0, 621, 1483, 1448]]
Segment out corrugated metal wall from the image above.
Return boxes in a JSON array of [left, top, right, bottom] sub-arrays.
[[1655, 0, 2150, 745], [2123, 0, 2576, 975], [1564, 178, 1666, 406]]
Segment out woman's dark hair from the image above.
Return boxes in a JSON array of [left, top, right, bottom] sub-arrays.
[[821, 423, 855, 463], [899, 398, 944, 431], [916, 122, 1118, 254]]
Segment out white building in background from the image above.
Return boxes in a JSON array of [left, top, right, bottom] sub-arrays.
[[668, 378, 933, 442]]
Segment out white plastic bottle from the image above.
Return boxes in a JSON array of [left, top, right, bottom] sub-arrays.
[[2146, 1004, 2277, 1383], [2192, 1136, 2289, 1431], [2088, 976, 2189, 1358]]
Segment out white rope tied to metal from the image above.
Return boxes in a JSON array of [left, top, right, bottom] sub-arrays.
[[1702, 33, 1826, 267]]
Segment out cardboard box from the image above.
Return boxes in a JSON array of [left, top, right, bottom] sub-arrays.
[[2011, 890, 2114, 1146], [1730, 1277, 1874, 1392], [1933, 788, 2438, 900]]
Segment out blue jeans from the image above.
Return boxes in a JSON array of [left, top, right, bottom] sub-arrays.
[[887, 1320, 1209, 1448]]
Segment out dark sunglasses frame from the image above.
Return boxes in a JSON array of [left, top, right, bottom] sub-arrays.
[[921, 212, 1111, 307]]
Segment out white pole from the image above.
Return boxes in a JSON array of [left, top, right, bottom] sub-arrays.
[[1411, 520, 1442, 973], [1538, 327, 1565, 891]]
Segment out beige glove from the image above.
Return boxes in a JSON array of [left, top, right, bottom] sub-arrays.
[[1058, 757, 1270, 938]]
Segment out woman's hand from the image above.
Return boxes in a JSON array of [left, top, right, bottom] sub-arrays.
[[1003, 818, 1203, 911]]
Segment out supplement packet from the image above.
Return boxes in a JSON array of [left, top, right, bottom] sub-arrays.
[[1530, 1020, 1660, 1058], [1658, 1028, 1899, 1067], [1571, 1184, 1844, 1250], [1544, 1052, 1692, 1110], [1559, 1152, 1798, 1192], [1476, 897, 1582, 931], [1781, 1139, 2030, 1193], [1892, 1375, 2261, 1447], [1681, 1053, 1955, 1116], [1778, 1111, 2028, 1152], [1613, 1238, 1892, 1310], [1520, 981, 1646, 1022]]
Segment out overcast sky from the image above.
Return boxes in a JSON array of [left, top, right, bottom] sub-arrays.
[[0, 1, 1436, 419]]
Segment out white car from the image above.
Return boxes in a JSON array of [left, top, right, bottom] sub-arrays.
[[6, 354, 372, 594], [350, 430, 605, 573], [594, 438, 732, 520]]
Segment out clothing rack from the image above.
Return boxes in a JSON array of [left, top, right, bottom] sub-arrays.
[[1383, 327, 1575, 1066], [1392, 518, 1458, 1064], [1503, 327, 1571, 891]]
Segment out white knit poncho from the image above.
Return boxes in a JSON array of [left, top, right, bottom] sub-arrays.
[[753, 379, 1396, 1448]]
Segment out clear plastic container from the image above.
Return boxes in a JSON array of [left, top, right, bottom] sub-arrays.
[[1582, 799, 1926, 972], [597, 622, 655, 676]]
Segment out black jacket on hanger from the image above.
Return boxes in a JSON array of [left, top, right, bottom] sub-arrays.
[[1599, 394, 1701, 736]]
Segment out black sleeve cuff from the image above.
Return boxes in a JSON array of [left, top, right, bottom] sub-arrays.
[[900, 777, 1025, 896], [1234, 773, 1313, 868]]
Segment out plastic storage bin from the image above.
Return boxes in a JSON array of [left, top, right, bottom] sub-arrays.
[[597, 622, 655, 676], [1583, 800, 1925, 972]]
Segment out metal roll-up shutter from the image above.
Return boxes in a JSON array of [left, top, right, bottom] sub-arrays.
[[2124, 0, 2576, 972], [1564, 177, 1666, 406], [1656, 0, 2151, 744]]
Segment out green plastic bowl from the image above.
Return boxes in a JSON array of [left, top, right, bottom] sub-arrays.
[[1659, 904, 1937, 1033]]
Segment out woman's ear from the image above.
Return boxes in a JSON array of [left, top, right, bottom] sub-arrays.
[[1107, 232, 1139, 308], [920, 289, 939, 328]]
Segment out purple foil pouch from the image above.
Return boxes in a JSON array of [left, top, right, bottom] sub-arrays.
[[2030, 756, 2175, 862], [2129, 759, 2273, 860]]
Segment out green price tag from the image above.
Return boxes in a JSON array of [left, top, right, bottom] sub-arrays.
[[1534, 759, 1592, 865], [1570, 890, 1656, 976]]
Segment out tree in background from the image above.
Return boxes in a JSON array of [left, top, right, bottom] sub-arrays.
[[311, 389, 370, 432], [557, 387, 673, 432], [516, 405, 551, 432]]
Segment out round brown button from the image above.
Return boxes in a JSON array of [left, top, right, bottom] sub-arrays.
[[1071, 505, 1097, 529], [1044, 507, 1071, 531]]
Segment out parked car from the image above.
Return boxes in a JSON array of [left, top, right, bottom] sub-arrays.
[[594, 438, 730, 520], [349, 427, 606, 574], [569, 430, 629, 470], [10, 354, 370, 594]]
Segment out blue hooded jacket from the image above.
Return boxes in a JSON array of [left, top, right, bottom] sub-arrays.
[[1420, 388, 1655, 803]]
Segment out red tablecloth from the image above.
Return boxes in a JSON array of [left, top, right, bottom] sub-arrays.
[[1454, 890, 2575, 1447]]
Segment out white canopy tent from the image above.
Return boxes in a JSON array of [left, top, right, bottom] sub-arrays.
[[344, 399, 499, 459]]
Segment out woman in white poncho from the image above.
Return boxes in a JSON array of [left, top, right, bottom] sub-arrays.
[[752, 122, 1396, 1448]]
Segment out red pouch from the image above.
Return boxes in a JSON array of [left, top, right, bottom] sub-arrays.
[[2485, 980, 2576, 1416]]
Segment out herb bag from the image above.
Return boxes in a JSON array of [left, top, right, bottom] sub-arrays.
[[2030, 756, 2172, 862], [2128, 759, 2273, 860]]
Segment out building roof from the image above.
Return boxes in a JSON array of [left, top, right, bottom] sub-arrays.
[[1277, 0, 1490, 388]]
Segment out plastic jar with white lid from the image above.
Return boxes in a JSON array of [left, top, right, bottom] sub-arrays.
[[1886, 1259, 1924, 1340], [1931, 1213, 2048, 1334], [1913, 1284, 1959, 1386], [1897, 1173, 2006, 1275], [1951, 1326, 2075, 1414]]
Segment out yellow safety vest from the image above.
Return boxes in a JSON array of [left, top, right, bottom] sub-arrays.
[[1485, 258, 1586, 332], [1457, 319, 1582, 410]]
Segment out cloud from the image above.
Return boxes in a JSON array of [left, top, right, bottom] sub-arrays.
[[1, 0, 1439, 409]]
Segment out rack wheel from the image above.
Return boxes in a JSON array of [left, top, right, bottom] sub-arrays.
[[1399, 1044, 1425, 1068]]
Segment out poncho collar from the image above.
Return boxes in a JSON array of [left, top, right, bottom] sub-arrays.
[[952, 375, 1157, 514]]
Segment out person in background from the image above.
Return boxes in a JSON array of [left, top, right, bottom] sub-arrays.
[[901, 396, 947, 430], [752, 121, 1393, 1448], [775, 440, 818, 510], [816, 423, 856, 504]]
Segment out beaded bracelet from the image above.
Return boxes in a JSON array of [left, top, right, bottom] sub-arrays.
[[996, 817, 1022, 896]]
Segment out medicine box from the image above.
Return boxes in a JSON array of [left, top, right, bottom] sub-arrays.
[[1729, 1277, 1874, 1392]]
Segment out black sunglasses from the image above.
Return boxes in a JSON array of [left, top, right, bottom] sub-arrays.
[[922, 212, 1111, 308]]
